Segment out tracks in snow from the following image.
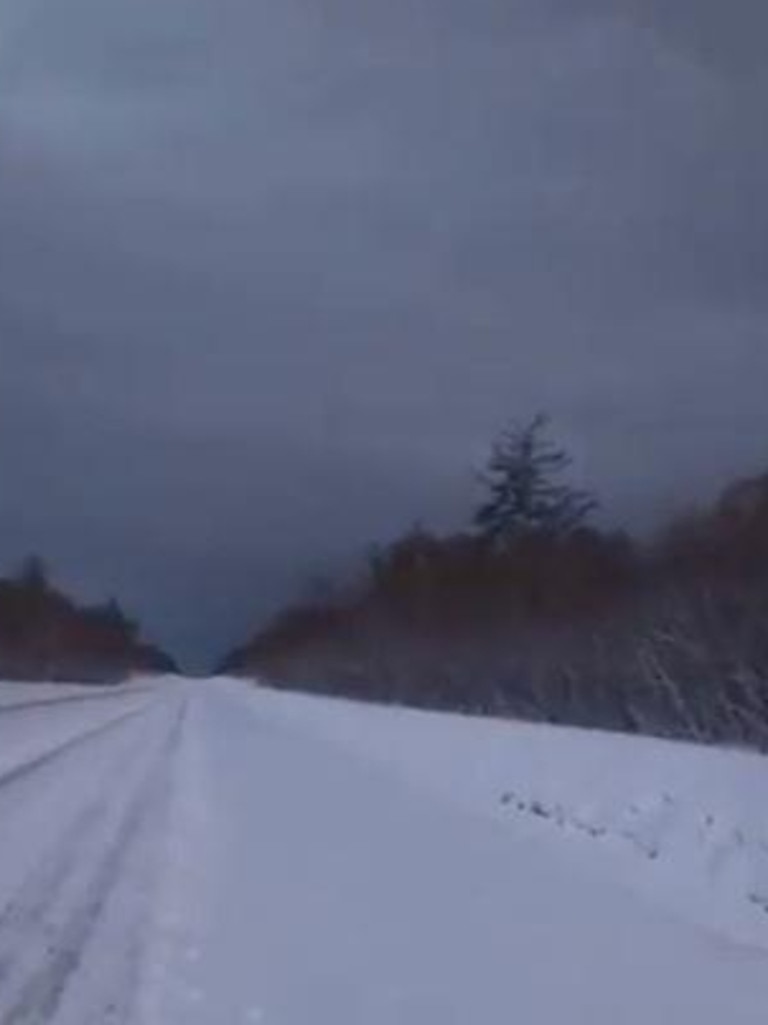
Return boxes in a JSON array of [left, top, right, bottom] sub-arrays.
[[0, 690, 189, 1024], [0, 704, 153, 793], [0, 685, 157, 717]]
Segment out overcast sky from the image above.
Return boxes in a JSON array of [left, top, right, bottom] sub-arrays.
[[1, 0, 767, 666]]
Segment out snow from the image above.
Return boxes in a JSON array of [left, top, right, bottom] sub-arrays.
[[248, 684, 768, 952], [0, 676, 766, 1022], [0, 680, 160, 784]]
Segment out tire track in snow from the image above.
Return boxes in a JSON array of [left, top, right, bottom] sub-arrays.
[[63, 699, 191, 1025], [56, 699, 191, 1025], [0, 702, 153, 794], [0, 706, 161, 994], [0, 684, 157, 717], [0, 776, 130, 987], [0, 697, 188, 1024]]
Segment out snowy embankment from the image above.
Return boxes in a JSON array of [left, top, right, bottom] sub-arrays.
[[0, 676, 766, 1023], [247, 683, 768, 951]]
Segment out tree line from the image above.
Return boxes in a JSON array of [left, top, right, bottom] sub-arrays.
[[222, 415, 768, 750], [0, 557, 175, 683]]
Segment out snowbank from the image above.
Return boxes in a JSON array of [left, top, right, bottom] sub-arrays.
[[246, 681, 768, 951]]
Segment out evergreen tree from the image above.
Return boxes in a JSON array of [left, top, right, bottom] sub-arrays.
[[474, 414, 596, 544], [16, 555, 49, 594]]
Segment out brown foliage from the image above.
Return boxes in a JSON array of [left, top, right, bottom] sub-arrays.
[[224, 471, 768, 750], [0, 561, 175, 683]]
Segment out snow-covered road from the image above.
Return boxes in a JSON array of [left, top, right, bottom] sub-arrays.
[[0, 678, 765, 1023]]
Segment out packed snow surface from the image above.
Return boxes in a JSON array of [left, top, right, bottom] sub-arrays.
[[0, 676, 766, 1023]]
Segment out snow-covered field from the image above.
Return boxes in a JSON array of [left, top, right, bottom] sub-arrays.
[[0, 676, 766, 1023]]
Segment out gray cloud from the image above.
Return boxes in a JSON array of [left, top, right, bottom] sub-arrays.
[[619, 0, 767, 73], [1, 0, 767, 665]]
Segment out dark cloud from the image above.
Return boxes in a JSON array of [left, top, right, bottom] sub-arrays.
[[1, 0, 766, 665], [620, 0, 767, 73]]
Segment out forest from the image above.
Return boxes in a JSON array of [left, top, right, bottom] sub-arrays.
[[223, 416, 768, 750]]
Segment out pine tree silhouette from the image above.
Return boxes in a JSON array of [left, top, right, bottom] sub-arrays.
[[474, 414, 596, 544]]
